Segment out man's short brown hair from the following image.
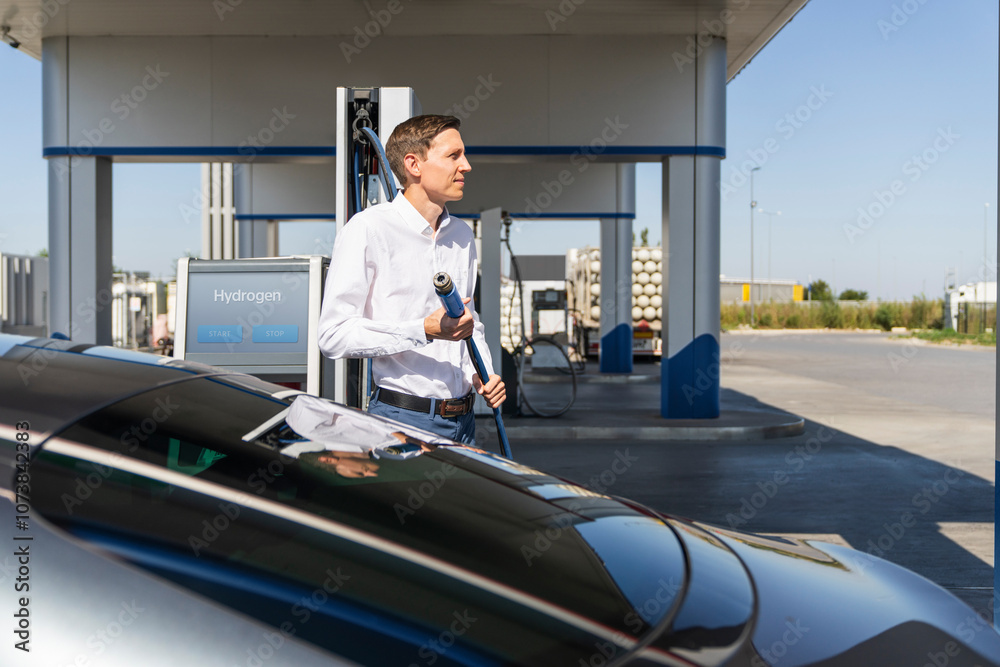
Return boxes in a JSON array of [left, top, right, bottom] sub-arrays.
[[386, 115, 462, 188]]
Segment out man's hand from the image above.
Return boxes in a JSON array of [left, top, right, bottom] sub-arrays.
[[475, 373, 506, 409], [425, 297, 475, 341]]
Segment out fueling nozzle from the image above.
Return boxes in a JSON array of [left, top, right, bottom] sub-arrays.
[[433, 272, 465, 319], [431, 271, 512, 458]]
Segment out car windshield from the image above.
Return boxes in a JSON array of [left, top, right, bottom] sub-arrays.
[[30, 376, 686, 664]]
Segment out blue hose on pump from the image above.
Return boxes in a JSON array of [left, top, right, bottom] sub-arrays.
[[359, 126, 397, 202], [433, 271, 513, 458]]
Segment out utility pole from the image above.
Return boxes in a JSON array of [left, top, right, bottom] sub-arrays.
[[749, 167, 760, 325]]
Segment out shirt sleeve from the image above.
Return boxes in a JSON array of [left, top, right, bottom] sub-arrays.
[[317, 219, 429, 360]]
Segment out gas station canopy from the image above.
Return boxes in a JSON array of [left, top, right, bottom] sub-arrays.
[[1, 0, 807, 81]]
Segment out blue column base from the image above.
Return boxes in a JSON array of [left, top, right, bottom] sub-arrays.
[[662, 333, 720, 419], [600, 323, 633, 373]]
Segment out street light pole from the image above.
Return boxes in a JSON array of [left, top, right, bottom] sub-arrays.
[[749, 167, 761, 325], [758, 208, 781, 301], [984, 202, 990, 333]]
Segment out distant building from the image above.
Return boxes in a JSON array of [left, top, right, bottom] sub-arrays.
[[944, 281, 996, 332], [0, 253, 48, 337], [720, 277, 803, 303], [112, 273, 169, 351]]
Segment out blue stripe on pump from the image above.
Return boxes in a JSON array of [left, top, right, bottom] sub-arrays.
[[662, 333, 720, 419], [600, 323, 633, 374]]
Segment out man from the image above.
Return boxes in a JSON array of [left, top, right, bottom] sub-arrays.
[[318, 115, 505, 445]]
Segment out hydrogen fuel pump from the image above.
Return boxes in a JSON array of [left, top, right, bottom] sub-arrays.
[[333, 87, 421, 409]]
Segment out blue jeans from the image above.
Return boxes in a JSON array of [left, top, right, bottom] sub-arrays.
[[367, 390, 476, 445]]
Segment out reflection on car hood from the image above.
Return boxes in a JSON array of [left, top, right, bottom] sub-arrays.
[[704, 526, 1000, 666]]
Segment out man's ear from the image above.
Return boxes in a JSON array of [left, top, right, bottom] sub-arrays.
[[403, 153, 421, 182]]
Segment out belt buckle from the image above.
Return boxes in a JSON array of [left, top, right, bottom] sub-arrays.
[[438, 396, 469, 417]]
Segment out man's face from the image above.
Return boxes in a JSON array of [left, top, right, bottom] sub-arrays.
[[411, 128, 471, 203]]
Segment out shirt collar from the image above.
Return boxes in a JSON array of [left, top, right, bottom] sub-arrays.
[[392, 193, 452, 237]]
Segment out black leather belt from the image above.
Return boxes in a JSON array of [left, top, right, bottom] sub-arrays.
[[375, 387, 476, 418]]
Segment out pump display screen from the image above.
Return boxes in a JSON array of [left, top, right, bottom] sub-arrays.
[[184, 271, 310, 355]]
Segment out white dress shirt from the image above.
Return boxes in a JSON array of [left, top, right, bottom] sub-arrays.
[[318, 193, 494, 400]]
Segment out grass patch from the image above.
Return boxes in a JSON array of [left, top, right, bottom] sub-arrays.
[[907, 329, 996, 347]]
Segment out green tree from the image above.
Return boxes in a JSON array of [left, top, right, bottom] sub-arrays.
[[37, 248, 48, 257], [640, 228, 649, 247], [838, 288, 868, 301], [807, 279, 832, 301]]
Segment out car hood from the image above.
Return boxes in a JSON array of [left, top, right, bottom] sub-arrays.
[[700, 525, 1000, 667]]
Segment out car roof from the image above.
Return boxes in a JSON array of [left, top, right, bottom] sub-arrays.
[[0, 333, 229, 438]]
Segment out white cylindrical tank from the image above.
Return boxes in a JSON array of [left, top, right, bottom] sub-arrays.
[[632, 260, 643, 273], [643, 306, 657, 321], [651, 295, 662, 308], [643, 283, 656, 296], [632, 283, 643, 296], [637, 272, 650, 285], [632, 307, 643, 321], [637, 248, 651, 262], [637, 295, 650, 308]]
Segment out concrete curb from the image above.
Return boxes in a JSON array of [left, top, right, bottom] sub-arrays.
[[483, 410, 805, 442], [524, 374, 658, 384]]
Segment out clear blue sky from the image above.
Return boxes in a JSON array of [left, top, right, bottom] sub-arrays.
[[0, 0, 996, 300]]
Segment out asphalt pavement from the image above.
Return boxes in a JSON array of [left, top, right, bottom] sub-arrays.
[[475, 330, 997, 622]]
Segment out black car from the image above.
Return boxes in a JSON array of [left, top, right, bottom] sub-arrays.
[[2, 333, 998, 666]]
